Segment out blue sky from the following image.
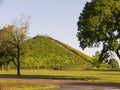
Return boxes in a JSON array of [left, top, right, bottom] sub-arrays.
[[0, 0, 101, 56]]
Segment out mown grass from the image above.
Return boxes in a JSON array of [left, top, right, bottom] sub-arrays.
[[0, 79, 59, 90], [0, 69, 120, 83]]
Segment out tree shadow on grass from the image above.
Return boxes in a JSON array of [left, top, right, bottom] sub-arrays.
[[0, 74, 99, 81], [1, 74, 120, 89], [100, 69, 120, 72]]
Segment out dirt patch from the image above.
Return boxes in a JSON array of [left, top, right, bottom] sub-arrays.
[[0, 78, 120, 89]]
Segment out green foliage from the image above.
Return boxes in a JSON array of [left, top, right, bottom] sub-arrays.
[[0, 26, 14, 68], [0, 17, 30, 75], [92, 51, 100, 60], [21, 35, 92, 70], [77, 0, 120, 62], [108, 59, 119, 69], [92, 51, 101, 69]]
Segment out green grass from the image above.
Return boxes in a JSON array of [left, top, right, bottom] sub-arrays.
[[0, 69, 120, 83], [47, 36, 92, 62], [16, 35, 92, 70], [0, 79, 59, 90]]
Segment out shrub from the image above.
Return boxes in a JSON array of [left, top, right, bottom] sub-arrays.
[[108, 59, 119, 69]]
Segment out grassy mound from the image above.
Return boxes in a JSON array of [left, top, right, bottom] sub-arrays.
[[10, 35, 92, 70]]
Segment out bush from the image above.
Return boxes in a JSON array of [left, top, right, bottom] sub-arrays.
[[108, 59, 119, 69]]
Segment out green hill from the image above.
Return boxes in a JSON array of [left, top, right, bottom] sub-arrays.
[[20, 35, 92, 70]]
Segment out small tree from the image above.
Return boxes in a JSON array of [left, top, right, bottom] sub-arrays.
[[0, 16, 30, 76]]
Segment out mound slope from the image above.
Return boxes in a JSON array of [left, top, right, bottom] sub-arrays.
[[21, 35, 92, 69]]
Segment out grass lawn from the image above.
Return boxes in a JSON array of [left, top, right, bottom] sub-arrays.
[[0, 80, 59, 90], [0, 69, 120, 83]]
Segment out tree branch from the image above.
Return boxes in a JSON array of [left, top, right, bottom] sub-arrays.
[[11, 57, 18, 67]]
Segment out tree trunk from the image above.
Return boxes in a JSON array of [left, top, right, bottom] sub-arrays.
[[115, 50, 120, 68], [17, 46, 21, 76], [17, 59, 21, 76], [0, 64, 2, 70], [116, 50, 120, 60]]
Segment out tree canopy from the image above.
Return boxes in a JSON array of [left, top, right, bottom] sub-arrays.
[[77, 0, 120, 62], [0, 17, 30, 75]]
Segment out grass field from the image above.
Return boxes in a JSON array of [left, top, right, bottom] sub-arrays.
[[0, 69, 120, 83], [0, 70, 120, 90], [0, 80, 59, 90]]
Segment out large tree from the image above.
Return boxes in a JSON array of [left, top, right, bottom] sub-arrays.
[[77, 0, 120, 63], [0, 17, 29, 75]]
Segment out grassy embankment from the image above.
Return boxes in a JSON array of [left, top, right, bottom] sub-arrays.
[[16, 35, 92, 70]]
